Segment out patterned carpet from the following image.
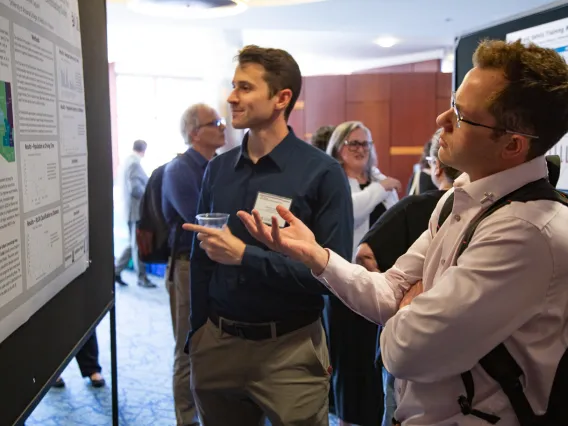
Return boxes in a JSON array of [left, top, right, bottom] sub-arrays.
[[25, 270, 340, 426]]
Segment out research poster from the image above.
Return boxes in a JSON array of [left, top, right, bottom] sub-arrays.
[[0, 0, 88, 344], [507, 17, 568, 190]]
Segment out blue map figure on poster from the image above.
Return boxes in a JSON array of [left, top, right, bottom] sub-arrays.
[[0, 81, 14, 163]]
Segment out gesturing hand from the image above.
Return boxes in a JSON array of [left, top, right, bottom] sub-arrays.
[[237, 205, 330, 274]]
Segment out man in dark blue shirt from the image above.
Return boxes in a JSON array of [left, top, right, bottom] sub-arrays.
[[184, 46, 353, 425], [161, 103, 225, 426]]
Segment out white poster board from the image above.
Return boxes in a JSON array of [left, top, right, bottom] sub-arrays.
[[0, 0, 89, 344], [507, 17, 568, 190]]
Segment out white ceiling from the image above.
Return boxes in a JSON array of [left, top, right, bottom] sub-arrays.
[[106, 0, 565, 70]]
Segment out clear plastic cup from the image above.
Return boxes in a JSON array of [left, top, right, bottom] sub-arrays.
[[195, 213, 230, 229]]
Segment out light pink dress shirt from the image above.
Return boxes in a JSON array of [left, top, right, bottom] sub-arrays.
[[316, 156, 568, 425]]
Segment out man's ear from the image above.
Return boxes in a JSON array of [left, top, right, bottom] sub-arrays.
[[189, 129, 199, 143], [274, 88, 293, 114], [503, 134, 529, 161]]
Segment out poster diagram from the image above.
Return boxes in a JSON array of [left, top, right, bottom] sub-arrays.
[[0, 81, 13, 163]]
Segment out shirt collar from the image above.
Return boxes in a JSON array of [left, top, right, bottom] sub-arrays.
[[234, 126, 297, 171], [186, 147, 209, 169], [453, 155, 548, 206]]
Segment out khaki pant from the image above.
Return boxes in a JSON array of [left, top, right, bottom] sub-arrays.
[[190, 318, 331, 426], [166, 257, 199, 426]]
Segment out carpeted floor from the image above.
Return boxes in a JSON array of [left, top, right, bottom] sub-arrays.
[[25, 270, 340, 426]]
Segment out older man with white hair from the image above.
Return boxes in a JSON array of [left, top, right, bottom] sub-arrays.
[[161, 103, 225, 426]]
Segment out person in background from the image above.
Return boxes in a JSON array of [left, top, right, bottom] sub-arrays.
[[356, 128, 460, 426], [405, 140, 438, 196], [52, 331, 105, 388], [325, 121, 400, 426], [184, 45, 353, 425], [311, 125, 336, 151], [114, 139, 156, 288], [161, 103, 225, 426]]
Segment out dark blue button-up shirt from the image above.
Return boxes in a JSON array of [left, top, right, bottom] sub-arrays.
[[190, 128, 353, 332], [162, 148, 208, 254]]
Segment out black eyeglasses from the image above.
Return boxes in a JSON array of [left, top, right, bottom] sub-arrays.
[[344, 140, 373, 152], [199, 118, 226, 129], [451, 92, 539, 139]]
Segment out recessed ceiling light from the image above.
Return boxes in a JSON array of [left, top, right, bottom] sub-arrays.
[[374, 36, 399, 48]]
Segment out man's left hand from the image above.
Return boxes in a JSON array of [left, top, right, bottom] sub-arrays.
[[182, 223, 246, 265]]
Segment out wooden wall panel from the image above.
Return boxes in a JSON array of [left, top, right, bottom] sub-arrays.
[[304, 75, 346, 138], [354, 59, 441, 74], [346, 74, 390, 102], [413, 59, 440, 72], [346, 101, 391, 176], [437, 73, 452, 97], [390, 73, 438, 148]]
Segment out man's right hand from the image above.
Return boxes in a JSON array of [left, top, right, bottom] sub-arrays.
[[237, 206, 330, 275], [380, 177, 402, 192], [355, 243, 379, 272]]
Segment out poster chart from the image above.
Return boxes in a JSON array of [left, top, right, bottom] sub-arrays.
[[507, 17, 568, 190], [0, 0, 89, 344]]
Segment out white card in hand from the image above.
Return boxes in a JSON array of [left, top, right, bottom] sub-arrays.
[[253, 192, 293, 228]]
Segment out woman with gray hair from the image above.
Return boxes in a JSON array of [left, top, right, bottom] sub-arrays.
[[325, 121, 400, 426]]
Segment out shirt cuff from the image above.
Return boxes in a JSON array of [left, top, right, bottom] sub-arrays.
[[311, 249, 349, 294], [241, 244, 265, 270]]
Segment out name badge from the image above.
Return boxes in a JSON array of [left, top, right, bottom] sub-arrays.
[[253, 192, 293, 228]]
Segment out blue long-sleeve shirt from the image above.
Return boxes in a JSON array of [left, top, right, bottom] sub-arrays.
[[190, 128, 353, 334], [162, 148, 208, 254]]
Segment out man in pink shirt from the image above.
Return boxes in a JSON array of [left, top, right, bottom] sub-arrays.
[[226, 40, 568, 425]]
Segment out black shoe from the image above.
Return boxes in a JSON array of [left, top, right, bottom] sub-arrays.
[[52, 377, 65, 388], [115, 274, 128, 286], [137, 278, 157, 288], [89, 374, 106, 388]]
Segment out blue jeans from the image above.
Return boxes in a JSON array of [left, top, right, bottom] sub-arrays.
[[382, 367, 397, 426]]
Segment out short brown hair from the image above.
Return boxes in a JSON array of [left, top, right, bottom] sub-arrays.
[[473, 39, 568, 160], [237, 45, 302, 121]]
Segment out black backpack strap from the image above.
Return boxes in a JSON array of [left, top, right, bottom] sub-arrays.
[[478, 344, 541, 426], [458, 371, 501, 424], [544, 348, 568, 425], [456, 178, 567, 258], [437, 192, 454, 231], [167, 219, 184, 283], [455, 178, 568, 425]]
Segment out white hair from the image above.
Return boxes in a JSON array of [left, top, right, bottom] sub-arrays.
[[326, 121, 377, 179], [180, 103, 212, 146]]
